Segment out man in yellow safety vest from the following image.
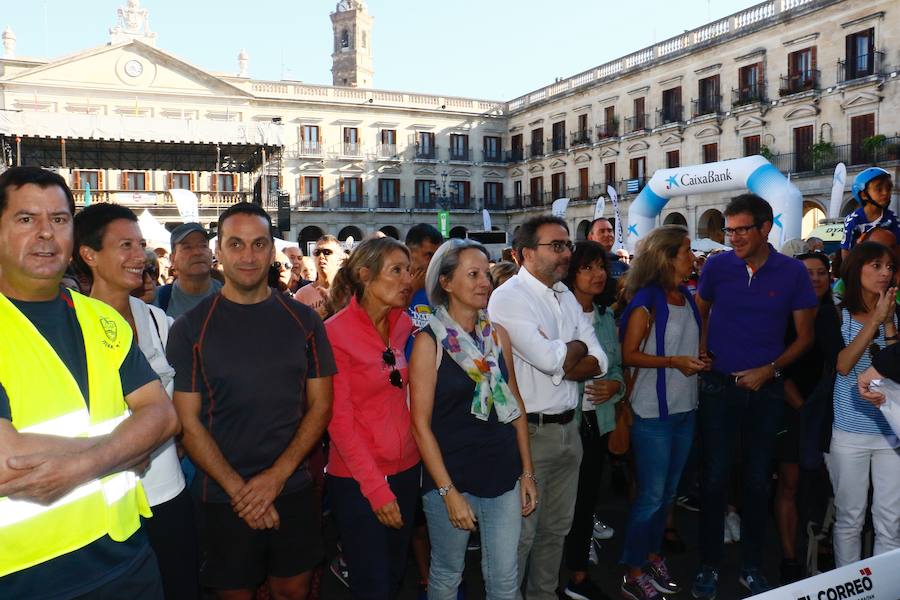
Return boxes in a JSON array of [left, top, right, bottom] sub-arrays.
[[0, 166, 178, 599]]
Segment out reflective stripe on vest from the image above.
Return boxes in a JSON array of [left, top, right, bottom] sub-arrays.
[[0, 291, 151, 577]]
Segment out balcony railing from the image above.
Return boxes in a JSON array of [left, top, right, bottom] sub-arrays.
[[378, 193, 404, 209], [731, 84, 767, 107], [375, 143, 399, 159], [837, 50, 885, 84], [449, 196, 471, 210], [529, 141, 544, 158], [292, 141, 323, 157], [624, 114, 649, 134], [570, 130, 592, 146], [597, 122, 620, 139], [483, 196, 505, 210], [296, 193, 325, 208], [448, 148, 473, 162], [415, 195, 437, 209], [72, 189, 252, 207], [692, 95, 722, 117], [565, 183, 605, 201], [656, 105, 683, 127], [779, 70, 820, 96], [506, 148, 525, 162], [340, 142, 362, 157], [339, 193, 367, 208], [414, 145, 438, 160], [549, 136, 567, 153], [482, 149, 506, 163], [771, 136, 900, 174]]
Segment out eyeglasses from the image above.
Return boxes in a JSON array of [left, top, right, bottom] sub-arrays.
[[722, 224, 761, 237], [272, 261, 288, 271], [536, 240, 575, 254], [313, 248, 334, 257], [382, 347, 403, 388]]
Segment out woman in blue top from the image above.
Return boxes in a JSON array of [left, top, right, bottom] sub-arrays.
[[829, 241, 900, 567], [409, 238, 537, 600], [618, 226, 705, 600], [560, 241, 626, 600]]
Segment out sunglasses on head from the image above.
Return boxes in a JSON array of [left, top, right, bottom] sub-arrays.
[[272, 261, 288, 271], [382, 347, 403, 388], [313, 248, 334, 257]]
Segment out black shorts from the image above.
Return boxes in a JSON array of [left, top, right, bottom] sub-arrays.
[[776, 406, 800, 464], [199, 486, 323, 590]]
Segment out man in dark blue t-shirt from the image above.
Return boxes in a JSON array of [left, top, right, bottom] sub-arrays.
[[0, 166, 177, 599]]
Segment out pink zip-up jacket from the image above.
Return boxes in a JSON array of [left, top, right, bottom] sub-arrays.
[[325, 296, 420, 510]]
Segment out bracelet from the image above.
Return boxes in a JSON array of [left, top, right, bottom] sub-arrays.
[[519, 472, 537, 484], [667, 356, 673, 368], [886, 335, 899, 341]]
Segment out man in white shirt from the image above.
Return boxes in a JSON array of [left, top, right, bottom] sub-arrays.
[[488, 215, 608, 600]]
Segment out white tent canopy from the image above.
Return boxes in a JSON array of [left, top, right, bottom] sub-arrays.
[[691, 238, 730, 253], [137, 210, 172, 250]]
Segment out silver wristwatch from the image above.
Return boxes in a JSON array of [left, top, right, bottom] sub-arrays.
[[438, 483, 454, 497]]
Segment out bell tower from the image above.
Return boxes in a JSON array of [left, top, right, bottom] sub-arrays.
[[330, 0, 374, 88]]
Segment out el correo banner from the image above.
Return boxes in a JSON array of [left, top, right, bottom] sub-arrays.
[[749, 548, 900, 600]]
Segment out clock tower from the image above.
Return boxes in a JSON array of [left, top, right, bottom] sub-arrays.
[[330, 0, 374, 88]]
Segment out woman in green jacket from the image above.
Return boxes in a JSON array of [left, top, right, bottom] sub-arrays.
[[561, 240, 626, 600]]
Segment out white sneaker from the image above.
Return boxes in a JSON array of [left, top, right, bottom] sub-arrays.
[[725, 511, 741, 543], [592, 517, 615, 541], [588, 538, 600, 565]]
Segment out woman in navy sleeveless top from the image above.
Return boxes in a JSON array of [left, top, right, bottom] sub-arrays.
[[410, 239, 536, 600]]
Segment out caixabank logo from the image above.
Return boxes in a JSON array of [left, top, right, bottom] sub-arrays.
[[796, 567, 875, 600]]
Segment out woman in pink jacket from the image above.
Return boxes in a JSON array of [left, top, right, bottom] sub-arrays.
[[325, 237, 421, 600]]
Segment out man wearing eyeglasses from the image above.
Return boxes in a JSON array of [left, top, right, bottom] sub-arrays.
[[488, 215, 608, 600], [690, 194, 817, 598], [167, 203, 335, 600]]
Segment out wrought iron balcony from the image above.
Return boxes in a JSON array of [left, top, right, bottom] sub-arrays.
[[294, 141, 322, 157], [375, 143, 399, 159], [483, 196, 505, 210], [448, 148, 473, 162], [414, 145, 438, 160], [339, 192, 366, 208], [596, 121, 620, 140], [656, 105, 683, 127], [624, 114, 649, 134], [779, 70, 820, 96], [570, 130, 592, 146], [415, 195, 437, 209], [296, 192, 324, 208], [378, 193, 404, 209], [837, 51, 885, 83], [482, 149, 506, 163], [506, 148, 525, 162], [731, 84, 767, 107], [548, 136, 567, 153], [529, 141, 544, 158], [692, 95, 721, 117]]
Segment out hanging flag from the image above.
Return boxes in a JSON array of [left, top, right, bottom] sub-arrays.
[[437, 211, 450, 238], [608, 185, 624, 250], [482, 209, 492, 231], [828, 163, 847, 219], [593, 195, 606, 221], [169, 189, 200, 223], [83, 182, 92, 207], [551, 198, 569, 218]]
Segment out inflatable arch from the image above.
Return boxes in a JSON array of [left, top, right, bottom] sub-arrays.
[[625, 155, 802, 251]]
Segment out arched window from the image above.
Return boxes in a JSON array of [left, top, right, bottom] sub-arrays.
[[341, 30, 349, 48]]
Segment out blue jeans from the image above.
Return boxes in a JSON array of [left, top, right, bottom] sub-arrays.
[[621, 410, 696, 567], [698, 371, 784, 570], [422, 484, 522, 600]]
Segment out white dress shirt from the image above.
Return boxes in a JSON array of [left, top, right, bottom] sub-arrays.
[[487, 265, 608, 415]]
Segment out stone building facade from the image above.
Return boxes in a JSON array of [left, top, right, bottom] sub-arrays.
[[1, 0, 898, 251]]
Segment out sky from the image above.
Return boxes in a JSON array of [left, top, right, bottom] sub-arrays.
[[4, 0, 764, 100]]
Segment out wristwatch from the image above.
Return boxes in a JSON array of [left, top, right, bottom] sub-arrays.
[[771, 362, 782, 379], [437, 483, 454, 497]]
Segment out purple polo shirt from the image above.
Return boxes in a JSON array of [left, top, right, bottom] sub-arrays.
[[698, 245, 817, 374]]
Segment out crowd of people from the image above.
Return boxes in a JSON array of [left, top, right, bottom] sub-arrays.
[[1, 163, 899, 600]]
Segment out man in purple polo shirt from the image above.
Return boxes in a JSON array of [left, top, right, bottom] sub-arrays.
[[690, 194, 817, 598]]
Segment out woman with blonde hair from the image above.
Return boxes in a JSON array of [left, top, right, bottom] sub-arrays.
[[325, 237, 421, 600], [618, 226, 705, 600]]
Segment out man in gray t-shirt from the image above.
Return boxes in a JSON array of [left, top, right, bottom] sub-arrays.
[[155, 223, 221, 319]]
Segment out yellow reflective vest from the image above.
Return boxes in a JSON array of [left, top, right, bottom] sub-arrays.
[[0, 290, 151, 577]]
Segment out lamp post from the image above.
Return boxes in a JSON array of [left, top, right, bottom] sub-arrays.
[[434, 171, 450, 238]]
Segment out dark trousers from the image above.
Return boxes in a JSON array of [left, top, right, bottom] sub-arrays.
[[327, 465, 419, 600], [77, 544, 163, 599], [698, 371, 784, 570], [563, 411, 609, 572], [142, 487, 200, 600]]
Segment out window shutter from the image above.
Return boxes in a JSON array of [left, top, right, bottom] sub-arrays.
[[98, 171, 104, 189], [319, 178, 324, 198], [339, 176, 345, 199], [167, 173, 173, 190], [211, 173, 217, 192], [189, 173, 195, 191], [811, 46, 817, 72], [73, 171, 81, 189]]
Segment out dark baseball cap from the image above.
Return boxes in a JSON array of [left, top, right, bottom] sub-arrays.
[[170, 222, 211, 247]]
